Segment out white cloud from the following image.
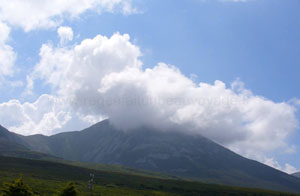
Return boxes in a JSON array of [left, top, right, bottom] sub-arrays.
[[0, 22, 10, 43], [98, 65, 298, 155], [0, 0, 137, 31], [263, 157, 299, 174], [30, 32, 299, 165], [0, 0, 137, 86], [33, 32, 142, 97], [0, 32, 140, 135], [22, 75, 34, 96], [289, 98, 300, 108], [0, 94, 99, 136], [284, 163, 299, 174], [0, 22, 16, 82], [57, 26, 73, 45]]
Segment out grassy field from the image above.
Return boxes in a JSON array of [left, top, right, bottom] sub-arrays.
[[0, 156, 299, 196]]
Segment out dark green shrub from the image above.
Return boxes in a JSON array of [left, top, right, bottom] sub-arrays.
[[54, 182, 79, 196], [1, 176, 36, 196]]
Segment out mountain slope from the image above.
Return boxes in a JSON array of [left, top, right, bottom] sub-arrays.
[[1, 156, 297, 196], [0, 124, 28, 151], [0, 125, 59, 160], [21, 120, 300, 193], [293, 172, 300, 178]]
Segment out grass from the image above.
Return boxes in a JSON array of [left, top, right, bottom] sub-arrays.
[[0, 156, 299, 196]]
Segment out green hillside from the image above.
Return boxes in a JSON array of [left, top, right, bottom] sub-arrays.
[[63, 160, 179, 180], [0, 156, 299, 196]]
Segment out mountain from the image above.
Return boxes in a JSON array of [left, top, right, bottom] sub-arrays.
[[293, 172, 300, 178], [17, 120, 300, 193], [0, 124, 59, 160], [0, 124, 28, 151], [1, 120, 300, 193]]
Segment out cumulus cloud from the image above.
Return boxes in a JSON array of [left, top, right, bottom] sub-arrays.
[[0, 94, 100, 136], [33, 33, 142, 97], [57, 26, 73, 45], [0, 22, 16, 82], [0, 0, 137, 31], [0, 0, 137, 85], [30, 32, 299, 165], [97, 65, 297, 154]]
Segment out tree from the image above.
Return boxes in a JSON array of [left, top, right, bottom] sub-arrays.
[[54, 182, 79, 196], [1, 176, 36, 196]]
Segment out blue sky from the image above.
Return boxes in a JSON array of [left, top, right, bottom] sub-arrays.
[[0, 0, 300, 173]]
